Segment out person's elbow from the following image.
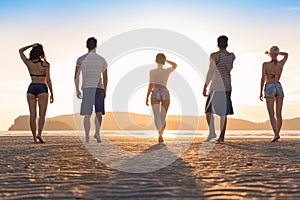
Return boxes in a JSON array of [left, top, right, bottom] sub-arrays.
[[285, 53, 289, 58], [46, 76, 52, 84]]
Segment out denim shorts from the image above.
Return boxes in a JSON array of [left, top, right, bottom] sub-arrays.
[[80, 88, 105, 115], [151, 87, 170, 101], [264, 82, 284, 98]]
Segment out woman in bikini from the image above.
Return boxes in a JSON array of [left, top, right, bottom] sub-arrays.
[[19, 43, 54, 143], [259, 46, 288, 142], [146, 53, 177, 144]]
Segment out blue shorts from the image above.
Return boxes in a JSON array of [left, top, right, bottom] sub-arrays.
[[264, 82, 284, 98], [27, 83, 48, 97], [205, 91, 234, 116], [151, 88, 170, 101], [80, 88, 105, 115]]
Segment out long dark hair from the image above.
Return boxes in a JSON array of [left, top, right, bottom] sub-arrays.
[[29, 44, 46, 61]]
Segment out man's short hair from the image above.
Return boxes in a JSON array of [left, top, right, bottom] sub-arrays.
[[217, 35, 228, 49], [87, 37, 97, 50]]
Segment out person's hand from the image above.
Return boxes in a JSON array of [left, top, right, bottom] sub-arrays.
[[259, 93, 263, 101], [203, 87, 208, 97], [76, 90, 82, 99], [146, 98, 149, 106], [104, 89, 106, 98], [50, 94, 54, 103]]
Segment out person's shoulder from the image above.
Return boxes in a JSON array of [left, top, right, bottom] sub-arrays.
[[210, 51, 219, 58], [94, 53, 107, 62], [229, 52, 235, 56], [42, 61, 50, 67], [166, 67, 175, 72], [150, 67, 158, 73], [210, 52, 219, 62], [229, 52, 236, 60], [262, 61, 271, 67], [77, 53, 88, 61]]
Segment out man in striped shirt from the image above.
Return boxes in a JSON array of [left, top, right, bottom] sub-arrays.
[[203, 35, 235, 144], [75, 37, 108, 143]]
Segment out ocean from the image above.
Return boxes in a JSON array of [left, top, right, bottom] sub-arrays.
[[1, 130, 300, 139]]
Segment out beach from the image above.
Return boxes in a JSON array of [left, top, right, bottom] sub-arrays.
[[1, 132, 300, 199]]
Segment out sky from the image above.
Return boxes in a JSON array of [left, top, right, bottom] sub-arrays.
[[0, 0, 300, 130]]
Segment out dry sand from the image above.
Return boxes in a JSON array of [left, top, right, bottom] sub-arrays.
[[0, 132, 300, 199]]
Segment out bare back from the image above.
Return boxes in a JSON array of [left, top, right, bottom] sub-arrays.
[[26, 60, 49, 83], [263, 61, 284, 82]]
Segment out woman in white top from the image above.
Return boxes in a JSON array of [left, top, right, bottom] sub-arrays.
[[146, 53, 177, 144]]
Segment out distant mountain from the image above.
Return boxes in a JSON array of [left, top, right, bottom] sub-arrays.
[[8, 112, 300, 131], [8, 115, 73, 131]]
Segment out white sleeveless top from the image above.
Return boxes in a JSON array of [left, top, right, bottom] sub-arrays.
[[149, 66, 174, 87]]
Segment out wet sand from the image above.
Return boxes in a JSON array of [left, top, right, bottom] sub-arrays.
[[0, 132, 300, 199]]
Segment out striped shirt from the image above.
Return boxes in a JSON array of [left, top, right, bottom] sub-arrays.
[[76, 52, 107, 89], [209, 52, 234, 91]]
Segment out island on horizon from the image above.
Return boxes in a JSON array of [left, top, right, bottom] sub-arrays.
[[8, 112, 300, 131]]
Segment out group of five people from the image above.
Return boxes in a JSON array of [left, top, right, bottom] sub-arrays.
[[19, 35, 288, 144]]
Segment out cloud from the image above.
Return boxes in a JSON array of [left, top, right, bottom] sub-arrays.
[[284, 7, 300, 11]]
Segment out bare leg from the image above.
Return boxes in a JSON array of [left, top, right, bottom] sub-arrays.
[[27, 94, 37, 143], [84, 115, 91, 142], [275, 97, 284, 136], [94, 112, 102, 142], [218, 116, 227, 142], [37, 93, 48, 143], [205, 112, 216, 141], [159, 99, 170, 143], [266, 97, 279, 141], [151, 98, 161, 131]]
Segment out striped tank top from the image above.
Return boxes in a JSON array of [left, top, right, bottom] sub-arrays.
[[210, 51, 234, 91]]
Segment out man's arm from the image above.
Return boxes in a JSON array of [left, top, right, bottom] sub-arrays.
[[203, 53, 218, 96], [74, 66, 81, 99], [102, 69, 108, 98]]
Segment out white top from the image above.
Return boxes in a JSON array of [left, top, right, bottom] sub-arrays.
[[76, 52, 107, 89], [149, 66, 174, 87]]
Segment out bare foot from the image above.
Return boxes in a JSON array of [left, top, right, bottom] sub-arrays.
[[271, 135, 280, 142], [33, 136, 38, 144], [36, 135, 45, 143], [215, 140, 225, 144], [94, 134, 101, 143], [204, 132, 217, 142], [158, 136, 164, 144]]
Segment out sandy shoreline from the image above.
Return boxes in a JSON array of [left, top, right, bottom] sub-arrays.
[[0, 133, 300, 199]]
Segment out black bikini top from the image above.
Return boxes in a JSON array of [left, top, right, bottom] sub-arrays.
[[30, 60, 47, 77], [30, 73, 46, 77]]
